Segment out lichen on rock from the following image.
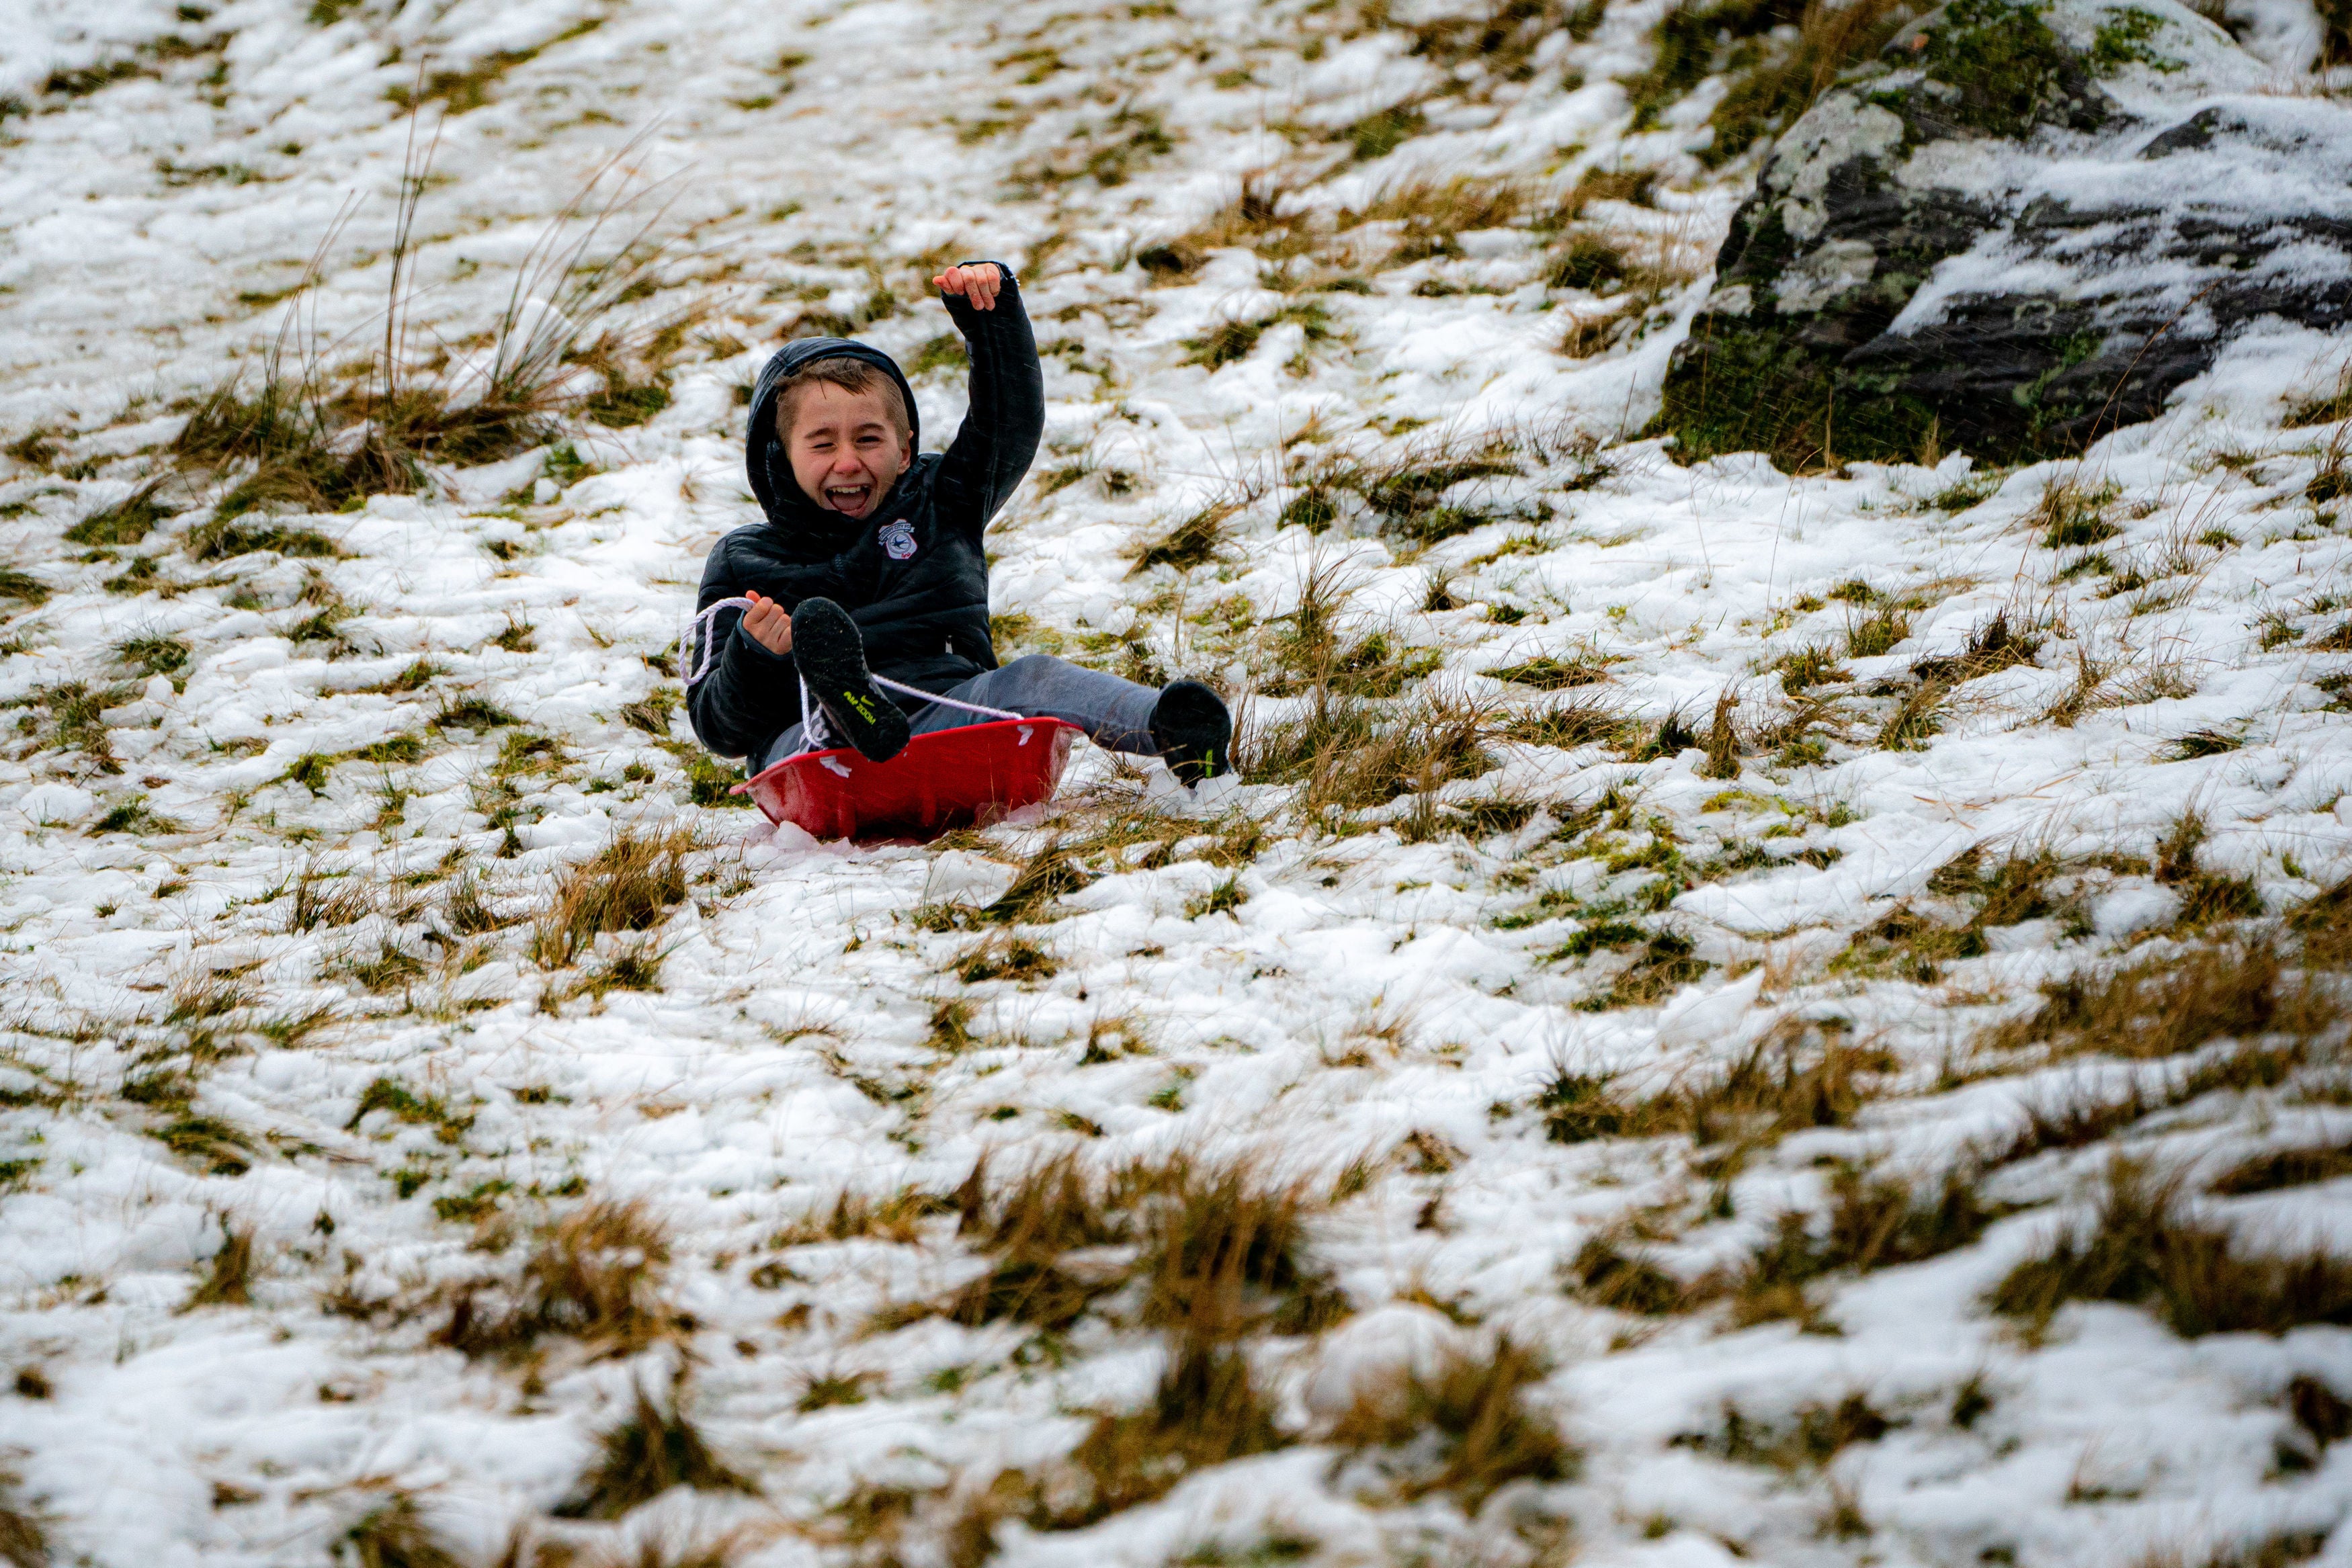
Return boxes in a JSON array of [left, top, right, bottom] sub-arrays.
[[1654, 0, 2347, 468]]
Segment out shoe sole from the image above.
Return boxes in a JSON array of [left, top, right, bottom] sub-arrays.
[[791, 598, 911, 763], [1150, 679, 1231, 788]]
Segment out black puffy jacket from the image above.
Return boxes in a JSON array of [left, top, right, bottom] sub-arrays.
[[686, 269, 1042, 760]]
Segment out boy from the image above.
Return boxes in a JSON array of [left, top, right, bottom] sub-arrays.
[[686, 260, 1233, 787]]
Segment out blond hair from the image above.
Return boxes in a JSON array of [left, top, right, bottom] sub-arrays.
[[772, 358, 911, 445]]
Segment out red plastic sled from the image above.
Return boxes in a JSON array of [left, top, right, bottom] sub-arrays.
[[734, 717, 1082, 843]]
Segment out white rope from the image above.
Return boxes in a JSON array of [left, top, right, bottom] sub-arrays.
[[795, 670, 833, 752], [870, 674, 1023, 723], [677, 597, 1027, 761], [680, 597, 754, 689]]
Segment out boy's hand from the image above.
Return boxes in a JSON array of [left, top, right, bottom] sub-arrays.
[[741, 591, 793, 654], [933, 262, 1003, 311]]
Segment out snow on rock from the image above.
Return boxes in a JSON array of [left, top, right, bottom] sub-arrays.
[[1660, 0, 2352, 467]]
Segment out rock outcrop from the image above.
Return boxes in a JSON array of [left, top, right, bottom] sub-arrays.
[[1656, 0, 2352, 467]]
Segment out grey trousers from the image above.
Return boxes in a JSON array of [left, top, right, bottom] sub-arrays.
[[760, 654, 1161, 771]]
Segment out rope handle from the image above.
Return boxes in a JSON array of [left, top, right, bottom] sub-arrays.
[[872, 675, 1023, 723], [678, 597, 1026, 760], [681, 597, 754, 689]]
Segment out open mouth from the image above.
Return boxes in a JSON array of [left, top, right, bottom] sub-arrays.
[[823, 482, 874, 513]]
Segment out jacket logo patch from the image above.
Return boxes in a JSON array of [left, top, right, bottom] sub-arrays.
[[878, 519, 917, 561]]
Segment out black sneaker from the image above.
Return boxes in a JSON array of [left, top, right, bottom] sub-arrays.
[[790, 597, 909, 763], [1150, 679, 1232, 789]]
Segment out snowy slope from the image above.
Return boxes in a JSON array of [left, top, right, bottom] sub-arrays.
[[2, 1, 2351, 1566]]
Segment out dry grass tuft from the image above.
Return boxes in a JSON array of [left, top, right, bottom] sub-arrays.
[[2128, 1532, 2329, 1568], [1537, 1067, 1653, 1144], [920, 1155, 1128, 1332], [555, 1383, 757, 1520], [2211, 1140, 2352, 1196], [1990, 1078, 2177, 1167], [185, 1224, 255, 1309], [1669, 1023, 1894, 1146], [949, 1152, 1098, 1246], [1990, 1040, 2302, 1170], [0, 1473, 45, 1568], [1257, 562, 1443, 701], [1673, 1391, 1896, 1471], [1991, 1162, 2352, 1338], [342, 1495, 464, 1568], [1343, 176, 1529, 265], [1406, 0, 1599, 81], [772, 1186, 952, 1248], [1543, 1020, 1891, 1151], [1134, 500, 1243, 572], [1570, 1157, 1997, 1325], [1843, 599, 1911, 660], [1049, 1340, 1285, 1528], [531, 829, 694, 969], [1906, 608, 2041, 687], [2292, 875, 2352, 970], [1135, 1157, 1345, 1338], [67, 482, 175, 548], [1148, 165, 1540, 281], [917, 843, 1091, 931], [2032, 478, 2122, 550], [291, 867, 376, 931], [1482, 654, 1610, 693], [1773, 642, 1850, 695], [1567, 1235, 1691, 1315], [1326, 1337, 1577, 1509], [890, 1153, 1342, 1343], [983, 846, 1092, 922], [1697, 0, 1920, 166], [2154, 811, 2262, 928], [440, 1199, 683, 1358], [169, 969, 258, 1025], [1284, 429, 1529, 548], [1729, 1165, 2001, 1324], [1980, 941, 2334, 1059], [566, 935, 669, 1001], [1699, 689, 1742, 779], [952, 932, 1058, 984], [2287, 362, 2352, 429], [1549, 166, 1655, 227], [2288, 1375, 2352, 1452], [172, 142, 681, 525], [1838, 847, 2081, 981], [1147, 173, 1302, 271], [886, 1162, 1316, 1530], [443, 873, 514, 936], [1243, 687, 1499, 818], [1501, 693, 1634, 750]]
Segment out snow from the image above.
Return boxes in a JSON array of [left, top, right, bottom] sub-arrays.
[[1, 0, 2351, 1564]]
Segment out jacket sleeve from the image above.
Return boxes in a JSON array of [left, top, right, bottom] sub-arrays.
[[933, 263, 1044, 541], [685, 550, 802, 761]]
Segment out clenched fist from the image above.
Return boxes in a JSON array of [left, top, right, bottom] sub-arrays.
[[741, 591, 792, 654], [932, 262, 1003, 311]]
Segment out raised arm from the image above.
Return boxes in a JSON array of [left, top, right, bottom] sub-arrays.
[[932, 261, 1044, 537]]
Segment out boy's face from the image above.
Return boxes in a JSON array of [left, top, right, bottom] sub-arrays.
[[785, 383, 912, 520]]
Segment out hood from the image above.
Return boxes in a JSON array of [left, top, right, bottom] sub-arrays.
[[744, 337, 923, 554]]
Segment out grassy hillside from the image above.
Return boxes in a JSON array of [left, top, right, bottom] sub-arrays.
[[1, 0, 2349, 1564]]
